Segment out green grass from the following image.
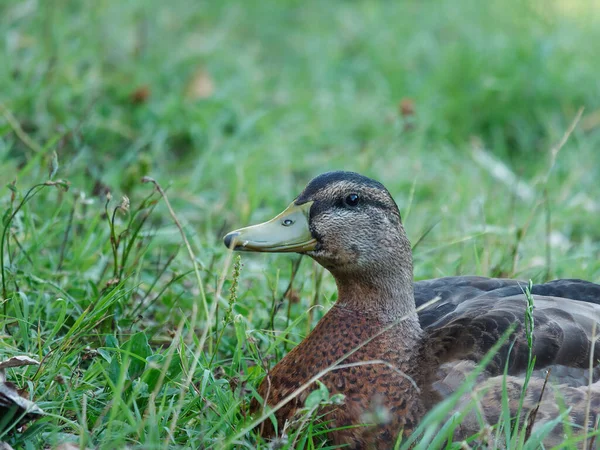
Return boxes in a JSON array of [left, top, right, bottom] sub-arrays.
[[1, 0, 600, 448]]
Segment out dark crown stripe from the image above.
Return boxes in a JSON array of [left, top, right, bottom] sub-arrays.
[[295, 171, 387, 204]]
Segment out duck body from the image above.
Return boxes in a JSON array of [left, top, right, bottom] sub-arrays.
[[255, 277, 600, 448], [224, 171, 600, 448]]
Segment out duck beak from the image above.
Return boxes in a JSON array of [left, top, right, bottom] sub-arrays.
[[223, 201, 316, 253]]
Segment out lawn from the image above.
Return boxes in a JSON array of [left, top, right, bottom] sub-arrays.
[[1, 0, 600, 448]]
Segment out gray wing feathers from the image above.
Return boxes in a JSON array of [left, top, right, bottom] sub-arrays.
[[418, 277, 600, 446]]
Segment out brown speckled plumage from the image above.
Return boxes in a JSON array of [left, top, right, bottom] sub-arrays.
[[253, 306, 431, 447], [226, 171, 600, 448]]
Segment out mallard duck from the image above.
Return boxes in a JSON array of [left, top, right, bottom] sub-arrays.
[[223, 171, 600, 448]]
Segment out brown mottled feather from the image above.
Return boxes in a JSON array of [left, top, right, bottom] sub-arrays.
[[251, 306, 430, 447]]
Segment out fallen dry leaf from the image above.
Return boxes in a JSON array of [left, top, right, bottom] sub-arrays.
[[399, 98, 415, 117], [0, 381, 44, 425], [186, 68, 215, 100], [398, 98, 416, 131], [0, 355, 43, 428], [130, 85, 151, 104], [0, 356, 40, 371], [0, 356, 40, 383]]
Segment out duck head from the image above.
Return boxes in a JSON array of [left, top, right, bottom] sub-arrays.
[[223, 171, 413, 283]]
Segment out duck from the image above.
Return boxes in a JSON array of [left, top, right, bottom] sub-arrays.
[[223, 171, 600, 448]]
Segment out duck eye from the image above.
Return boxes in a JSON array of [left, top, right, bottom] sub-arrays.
[[345, 193, 360, 207], [282, 218, 294, 226]]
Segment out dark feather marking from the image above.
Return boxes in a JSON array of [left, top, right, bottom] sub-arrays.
[[295, 171, 387, 204]]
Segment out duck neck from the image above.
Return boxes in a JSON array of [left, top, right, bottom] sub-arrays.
[[333, 265, 419, 328]]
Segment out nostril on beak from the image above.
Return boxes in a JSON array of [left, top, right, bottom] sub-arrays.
[[223, 232, 239, 249]]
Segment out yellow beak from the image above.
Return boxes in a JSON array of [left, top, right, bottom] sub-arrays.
[[223, 201, 316, 253]]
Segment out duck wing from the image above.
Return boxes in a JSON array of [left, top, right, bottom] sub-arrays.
[[417, 278, 600, 444], [424, 293, 600, 377], [416, 277, 600, 377], [415, 276, 600, 328]]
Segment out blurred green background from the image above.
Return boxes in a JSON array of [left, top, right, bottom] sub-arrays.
[[9, 1, 600, 268], [1, 0, 600, 448], [3, 0, 600, 254]]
